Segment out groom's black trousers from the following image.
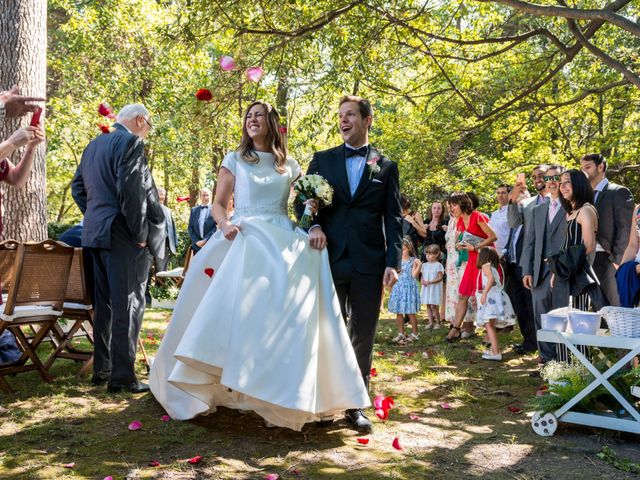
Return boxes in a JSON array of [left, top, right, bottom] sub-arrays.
[[330, 255, 384, 390], [90, 220, 152, 385]]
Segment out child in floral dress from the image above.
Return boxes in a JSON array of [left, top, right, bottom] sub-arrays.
[[389, 238, 422, 344]]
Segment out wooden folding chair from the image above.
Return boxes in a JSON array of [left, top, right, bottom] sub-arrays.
[[45, 248, 95, 375], [0, 240, 74, 392], [155, 246, 192, 288], [0, 239, 19, 302]]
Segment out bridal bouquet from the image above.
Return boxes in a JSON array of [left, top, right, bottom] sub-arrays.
[[294, 174, 334, 228]]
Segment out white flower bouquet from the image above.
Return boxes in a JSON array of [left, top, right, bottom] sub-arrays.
[[293, 174, 334, 228]]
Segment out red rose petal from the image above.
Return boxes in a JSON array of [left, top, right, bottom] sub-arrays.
[[176, 196, 190, 203], [98, 102, 112, 117], [128, 420, 142, 431], [279, 126, 287, 134], [375, 408, 388, 420], [356, 438, 370, 445], [195, 89, 213, 101], [187, 455, 202, 464], [369, 368, 377, 377], [403, 352, 414, 357], [204, 268, 215, 278], [376, 351, 385, 356], [507, 405, 523, 414], [98, 124, 111, 134], [148, 460, 161, 467], [392, 437, 403, 450], [381, 396, 395, 411]]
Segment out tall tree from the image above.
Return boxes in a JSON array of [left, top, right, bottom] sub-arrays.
[[0, 0, 47, 241]]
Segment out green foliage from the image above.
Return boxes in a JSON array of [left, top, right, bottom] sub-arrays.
[[47, 222, 76, 240], [45, 0, 640, 223], [597, 445, 640, 474]]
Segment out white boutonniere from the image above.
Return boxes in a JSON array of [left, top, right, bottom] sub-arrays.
[[367, 148, 381, 179]]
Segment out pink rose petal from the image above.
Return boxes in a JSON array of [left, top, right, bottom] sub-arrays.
[[373, 395, 384, 409], [63, 463, 75, 468], [103, 477, 113, 480], [409, 413, 421, 420], [219, 55, 235, 71], [394, 376, 403, 382], [128, 420, 142, 431], [263, 475, 280, 480], [161, 415, 170, 422], [246, 66, 264, 82], [375, 408, 388, 420], [392, 437, 403, 450], [440, 402, 452, 410]]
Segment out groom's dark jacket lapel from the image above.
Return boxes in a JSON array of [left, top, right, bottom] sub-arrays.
[[301, 143, 402, 275]]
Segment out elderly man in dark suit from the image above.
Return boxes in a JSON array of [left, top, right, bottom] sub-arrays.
[[520, 165, 567, 363], [304, 95, 402, 433], [580, 153, 634, 306], [187, 188, 216, 254], [72, 103, 165, 393]]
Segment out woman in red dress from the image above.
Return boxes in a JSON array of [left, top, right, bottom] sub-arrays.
[[446, 192, 497, 342]]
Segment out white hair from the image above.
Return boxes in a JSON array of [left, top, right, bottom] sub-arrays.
[[116, 103, 149, 121]]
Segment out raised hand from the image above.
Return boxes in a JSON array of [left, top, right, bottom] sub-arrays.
[[0, 86, 45, 118]]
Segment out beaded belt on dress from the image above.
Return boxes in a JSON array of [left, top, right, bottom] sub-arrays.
[[234, 204, 287, 216]]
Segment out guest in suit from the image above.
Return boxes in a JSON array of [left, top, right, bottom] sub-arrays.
[[580, 153, 634, 306], [304, 95, 402, 433], [72, 103, 165, 393], [507, 164, 549, 230], [155, 188, 178, 272], [520, 165, 567, 363], [187, 188, 216, 254]]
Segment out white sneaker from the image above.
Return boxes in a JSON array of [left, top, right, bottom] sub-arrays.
[[461, 330, 477, 339], [482, 351, 502, 361], [392, 333, 406, 344], [406, 333, 420, 342]]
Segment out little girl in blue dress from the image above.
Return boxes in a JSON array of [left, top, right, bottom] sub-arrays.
[[389, 237, 422, 344]]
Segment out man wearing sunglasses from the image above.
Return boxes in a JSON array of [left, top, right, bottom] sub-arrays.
[[580, 153, 633, 306], [521, 165, 567, 363]]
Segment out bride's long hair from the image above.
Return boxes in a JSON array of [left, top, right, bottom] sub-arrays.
[[238, 101, 287, 174]]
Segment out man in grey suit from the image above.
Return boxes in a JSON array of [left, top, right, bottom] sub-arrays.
[[520, 165, 567, 363], [72, 103, 165, 393], [581, 153, 634, 306], [506, 164, 548, 354], [156, 188, 178, 272]]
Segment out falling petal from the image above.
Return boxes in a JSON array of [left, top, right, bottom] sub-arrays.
[[373, 395, 384, 409], [356, 438, 370, 445], [278, 126, 287, 134], [195, 89, 213, 101], [246, 66, 264, 82], [381, 396, 395, 411], [392, 437, 403, 450], [376, 351, 385, 356], [176, 196, 191, 203], [187, 455, 202, 464], [98, 102, 112, 117], [369, 368, 377, 377], [103, 477, 113, 480], [161, 415, 170, 422], [219, 55, 236, 71], [440, 403, 452, 410], [128, 420, 142, 431], [98, 124, 111, 134], [204, 268, 215, 278]]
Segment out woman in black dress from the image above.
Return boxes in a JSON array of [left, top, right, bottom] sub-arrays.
[[423, 200, 448, 259]]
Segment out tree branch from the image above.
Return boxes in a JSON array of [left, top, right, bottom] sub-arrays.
[[477, 0, 640, 38]]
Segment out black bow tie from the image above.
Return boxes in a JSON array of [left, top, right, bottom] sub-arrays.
[[346, 146, 368, 158]]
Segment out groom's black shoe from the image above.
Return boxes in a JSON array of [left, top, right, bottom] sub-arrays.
[[345, 409, 372, 433], [107, 381, 150, 394], [90, 374, 109, 386]]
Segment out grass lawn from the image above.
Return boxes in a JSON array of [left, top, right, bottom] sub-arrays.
[[1, 308, 640, 479]]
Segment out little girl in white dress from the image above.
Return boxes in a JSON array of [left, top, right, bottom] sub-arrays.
[[475, 247, 515, 361]]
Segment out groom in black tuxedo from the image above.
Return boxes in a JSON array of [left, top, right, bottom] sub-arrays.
[[72, 103, 165, 393], [306, 96, 402, 433]]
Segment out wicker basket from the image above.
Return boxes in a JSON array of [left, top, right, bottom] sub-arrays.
[[600, 306, 640, 338]]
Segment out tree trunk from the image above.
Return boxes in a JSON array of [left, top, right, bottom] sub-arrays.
[[0, 0, 47, 241]]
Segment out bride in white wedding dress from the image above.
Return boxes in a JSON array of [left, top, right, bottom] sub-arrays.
[[149, 101, 370, 431]]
